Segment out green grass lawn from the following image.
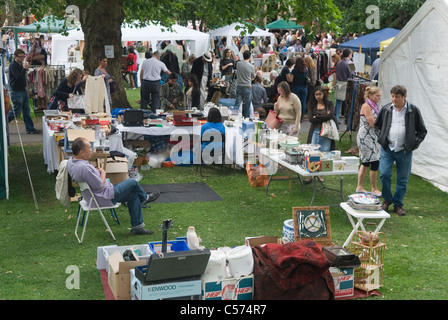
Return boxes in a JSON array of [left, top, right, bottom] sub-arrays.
[[1, 87, 447, 300]]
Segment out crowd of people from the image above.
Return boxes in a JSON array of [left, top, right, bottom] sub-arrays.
[[4, 27, 427, 223]]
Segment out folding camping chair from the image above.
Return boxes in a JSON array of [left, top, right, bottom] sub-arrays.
[[196, 131, 226, 177], [75, 181, 120, 244]]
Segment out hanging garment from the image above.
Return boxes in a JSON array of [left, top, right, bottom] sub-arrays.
[[84, 75, 111, 114]]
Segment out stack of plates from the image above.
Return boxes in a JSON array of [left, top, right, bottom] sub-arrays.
[[348, 193, 381, 211]]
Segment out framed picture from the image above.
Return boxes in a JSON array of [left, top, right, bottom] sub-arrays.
[[293, 206, 332, 244]]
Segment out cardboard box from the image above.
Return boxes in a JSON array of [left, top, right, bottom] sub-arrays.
[[130, 270, 202, 300], [305, 155, 321, 173], [333, 160, 344, 171], [329, 267, 354, 298], [106, 156, 128, 184], [202, 275, 254, 300], [321, 159, 333, 172], [245, 236, 282, 248], [64, 128, 95, 153], [96, 244, 152, 271], [107, 251, 147, 300]]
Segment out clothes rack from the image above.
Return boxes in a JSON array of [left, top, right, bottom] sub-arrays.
[[339, 75, 373, 141]]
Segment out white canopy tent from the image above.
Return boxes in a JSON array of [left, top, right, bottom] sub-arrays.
[[209, 22, 274, 58], [379, 0, 448, 192], [51, 23, 210, 66]]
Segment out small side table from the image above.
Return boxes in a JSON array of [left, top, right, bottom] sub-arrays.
[[340, 202, 390, 248]]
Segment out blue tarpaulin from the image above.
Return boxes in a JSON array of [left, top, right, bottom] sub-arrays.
[[339, 28, 400, 65]]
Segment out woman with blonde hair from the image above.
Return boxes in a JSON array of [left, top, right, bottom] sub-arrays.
[[356, 86, 382, 196]]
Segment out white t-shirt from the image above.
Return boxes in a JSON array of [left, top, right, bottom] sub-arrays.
[[140, 57, 168, 81]]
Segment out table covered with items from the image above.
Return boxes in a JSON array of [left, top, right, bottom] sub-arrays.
[[259, 137, 360, 206]]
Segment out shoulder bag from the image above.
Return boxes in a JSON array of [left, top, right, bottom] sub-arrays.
[[320, 119, 339, 140], [265, 110, 283, 129]]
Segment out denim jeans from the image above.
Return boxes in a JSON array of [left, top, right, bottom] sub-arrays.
[[235, 86, 252, 118], [311, 128, 332, 152], [7, 90, 36, 133], [335, 99, 343, 123], [379, 146, 413, 208], [112, 179, 147, 228]]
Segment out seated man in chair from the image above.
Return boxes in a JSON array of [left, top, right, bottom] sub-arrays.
[[67, 137, 159, 235]]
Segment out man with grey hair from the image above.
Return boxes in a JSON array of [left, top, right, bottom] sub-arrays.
[[140, 50, 171, 112]]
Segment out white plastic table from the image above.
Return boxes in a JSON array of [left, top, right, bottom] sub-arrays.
[[260, 148, 359, 206], [340, 202, 390, 248]]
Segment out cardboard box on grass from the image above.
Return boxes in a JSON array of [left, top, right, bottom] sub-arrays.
[[245, 236, 282, 248], [329, 267, 355, 298], [130, 269, 202, 300], [64, 128, 95, 153], [107, 251, 147, 300], [202, 274, 254, 300], [106, 156, 128, 184]]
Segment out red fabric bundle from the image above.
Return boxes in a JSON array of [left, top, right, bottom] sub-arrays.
[[252, 241, 335, 300]]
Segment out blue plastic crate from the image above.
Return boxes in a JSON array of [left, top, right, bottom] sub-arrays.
[[148, 240, 189, 253]]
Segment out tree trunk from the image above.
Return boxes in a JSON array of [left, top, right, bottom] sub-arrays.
[[77, 0, 130, 108]]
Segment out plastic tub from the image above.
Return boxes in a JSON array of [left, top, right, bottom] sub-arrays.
[[227, 246, 254, 278]]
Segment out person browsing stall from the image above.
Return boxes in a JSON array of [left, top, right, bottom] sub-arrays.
[[274, 81, 301, 136], [67, 138, 160, 235], [140, 50, 171, 112], [160, 72, 184, 111], [356, 86, 382, 197], [304, 86, 337, 184], [94, 54, 114, 108], [374, 85, 427, 216], [7, 49, 40, 134], [49, 68, 87, 111]]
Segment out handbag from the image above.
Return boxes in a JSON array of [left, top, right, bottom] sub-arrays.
[[265, 110, 283, 129], [110, 79, 118, 93], [67, 93, 85, 109], [320, 119, 339, 140], [127, 59, 134, 66]]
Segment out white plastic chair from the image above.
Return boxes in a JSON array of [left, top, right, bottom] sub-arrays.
[[75, 181, 120, 244]]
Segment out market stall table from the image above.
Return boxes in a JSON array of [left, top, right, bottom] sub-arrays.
[[43, 116, 124, 173], [117, 123, 245, 166], [260, 148, 359, 206], [340, 202, 390, 248]]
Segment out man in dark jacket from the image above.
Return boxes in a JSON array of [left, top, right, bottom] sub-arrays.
[[374, 85, 427, 216], [7, 49, 40, 134], [190, 52, 213, 107]]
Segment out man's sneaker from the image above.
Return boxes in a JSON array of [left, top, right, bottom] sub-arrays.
[[394, 206, 406, 216], [130, 227, 154, 235], [27, 129, 41, 134], [381, 200, 392, 211]]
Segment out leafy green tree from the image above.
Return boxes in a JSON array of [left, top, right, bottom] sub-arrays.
[[334, 0, 425, 36]]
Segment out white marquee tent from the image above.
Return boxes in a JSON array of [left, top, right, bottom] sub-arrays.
[[51, 23, 210, 66], [379, 0, 448, 192], [209, 22, 275, 56]]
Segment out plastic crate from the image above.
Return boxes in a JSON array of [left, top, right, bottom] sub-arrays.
[[148, 240, 189, 253]]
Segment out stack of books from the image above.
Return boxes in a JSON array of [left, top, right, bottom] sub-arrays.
[[348, 193, 381, 211]]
